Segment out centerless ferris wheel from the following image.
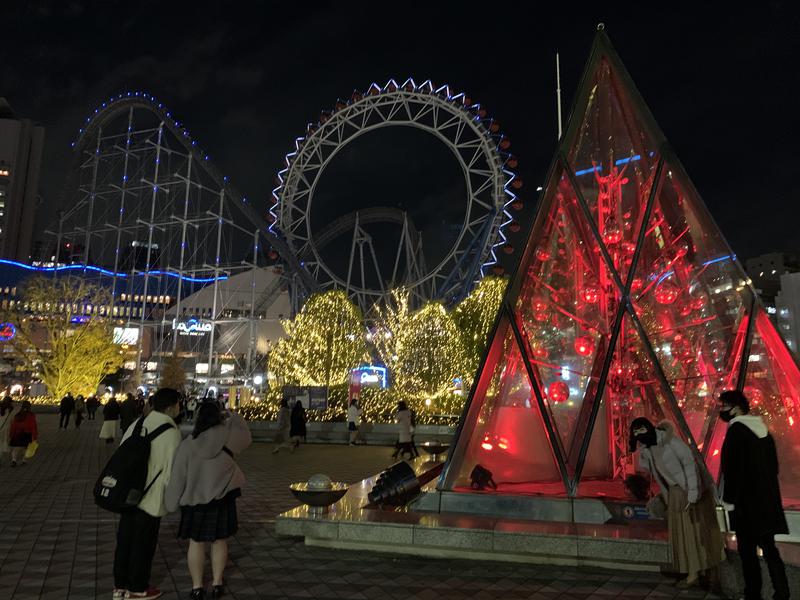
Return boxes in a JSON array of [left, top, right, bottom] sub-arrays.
[[271, 78, 523, 313]]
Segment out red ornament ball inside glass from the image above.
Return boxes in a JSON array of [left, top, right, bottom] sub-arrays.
[[548, 381, 570, 404], [655, 280, 680, 305], [535, 247, 551, 262], [574, 335, 594, 357], [602, 222, 623, 245], [581, 285, 601, 304]]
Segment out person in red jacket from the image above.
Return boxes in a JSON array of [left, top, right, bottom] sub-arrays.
[[9, 400, 37, 466]]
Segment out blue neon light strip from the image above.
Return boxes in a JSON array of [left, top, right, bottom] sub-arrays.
[[0, 259, 227, 284], [614, 154, 641, 166], [574, 155, 643, 176], [654, 255, 733, 285]]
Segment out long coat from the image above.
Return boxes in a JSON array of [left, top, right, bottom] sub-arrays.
[[289, 405, 307, 439], [720, 417, 788, 535]]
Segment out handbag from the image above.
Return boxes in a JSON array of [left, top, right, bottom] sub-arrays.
[[24, 440, 39, 459]]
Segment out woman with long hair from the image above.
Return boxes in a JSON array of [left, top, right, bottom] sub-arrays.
[[9, 400, 37, 466], [288, 400, 307, 451], [165, 402, 252, 599], [629, 417, 724, 588], [271, 398, 293, 454], [391, 401, 417, 459]]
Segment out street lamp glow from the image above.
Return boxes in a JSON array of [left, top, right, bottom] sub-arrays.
[[253, 375, 264, 385]]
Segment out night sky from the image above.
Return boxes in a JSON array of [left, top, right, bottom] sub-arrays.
[[5, 1, 800, 265]]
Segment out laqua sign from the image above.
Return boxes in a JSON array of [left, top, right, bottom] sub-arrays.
[[172, 318, 213, 337], [0, 322, 15, 342]]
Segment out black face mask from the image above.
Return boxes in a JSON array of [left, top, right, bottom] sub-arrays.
[[635, 431, 657, 447], [719, 408, 735, 423]]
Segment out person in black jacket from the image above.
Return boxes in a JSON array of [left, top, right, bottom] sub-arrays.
[[59, 392, 75, 429], [119, 393, 139, 435], [719, 390, 790, 600], [99, 397, 121, 444], [289, 401, 307, 451]]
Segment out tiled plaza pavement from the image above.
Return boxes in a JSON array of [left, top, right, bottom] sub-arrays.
[[0, 415, 725, 600]]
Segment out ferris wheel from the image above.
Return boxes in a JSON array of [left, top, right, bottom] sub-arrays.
[[271, 78, 522, 312]]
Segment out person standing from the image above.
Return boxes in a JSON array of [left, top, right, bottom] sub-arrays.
[[120, 393, 139, 435], [74, 395, 86, 430], [0, 397, 19, 466], [186, 396, 198, 423], [271, 398, 293, 454], [629, 418, 724, 588], [347, 398, 362, 446], [111, 388, 182, 600], [100, 397, 121, 444], [59, 392, 75, 429], [391, 401, 416, 459], [86, 395, 99, 420], [719, 390, 790, 600], [9, 400, 37, 467], [165, 402, 252, 599], [289, 401, 307, 451]]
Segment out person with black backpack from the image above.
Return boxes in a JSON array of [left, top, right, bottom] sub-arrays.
[[101, 388, 182, 600]]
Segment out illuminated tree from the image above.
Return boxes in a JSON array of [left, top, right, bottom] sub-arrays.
[[0, 276, 123, 399], [453, 275, 507, 386], [270, 290, 367, 386], [159, 352, 186, 392]]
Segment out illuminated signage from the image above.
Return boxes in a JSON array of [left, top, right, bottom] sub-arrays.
[[173, 318, 213, 336], [352, 365, 388, 389], [0, 323, 15, 341], [113, 327, 139, 345]]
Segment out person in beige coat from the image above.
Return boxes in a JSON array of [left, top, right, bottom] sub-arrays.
[[112, 388, 182, 600], [165, 402, 252, 600], [630, 418, 724, 589]]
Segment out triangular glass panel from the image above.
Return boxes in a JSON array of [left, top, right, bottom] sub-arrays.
[[740, 309, 800, 508], [441, 316, 566, 494], [515, 166, 620, 457], [575, 313, 689, 499], [565, 57, 662, 283], [629, 164, 754, 445]]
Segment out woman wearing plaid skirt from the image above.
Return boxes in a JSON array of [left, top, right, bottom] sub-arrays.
[[165, 402, 252, 599]]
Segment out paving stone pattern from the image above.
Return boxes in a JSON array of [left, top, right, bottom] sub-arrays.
[[0, 415, 725, 599]]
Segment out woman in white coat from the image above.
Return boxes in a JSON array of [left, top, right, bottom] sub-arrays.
[[630, 417, 724, 588]]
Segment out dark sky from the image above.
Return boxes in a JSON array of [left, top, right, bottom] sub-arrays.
[[5, 1, 800, 263]]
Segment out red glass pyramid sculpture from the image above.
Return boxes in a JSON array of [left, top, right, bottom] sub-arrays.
[[441, 29, 800, 507]]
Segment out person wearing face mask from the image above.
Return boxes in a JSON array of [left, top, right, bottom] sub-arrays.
[[629, 417, 724, 589], [719, 390, 790, 600]]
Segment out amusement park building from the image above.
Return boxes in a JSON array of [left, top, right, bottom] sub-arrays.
[[0, 98, 43, 263]]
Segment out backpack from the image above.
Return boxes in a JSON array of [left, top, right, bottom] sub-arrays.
[[93, 417, 174, 513]]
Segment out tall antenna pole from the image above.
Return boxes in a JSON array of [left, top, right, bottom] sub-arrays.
[[556, 52, 563, 141]]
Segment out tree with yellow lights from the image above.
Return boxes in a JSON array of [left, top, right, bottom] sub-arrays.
[[374, 290, 464, 401], [0, 276, 124, 399], [269, 290, 367, 386], [454, 275, 507, 387], [160, 352, 186, 392]]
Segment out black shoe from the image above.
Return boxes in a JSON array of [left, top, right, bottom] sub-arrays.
[[212, 584, 225, 598], [189, 588, 206, 599]]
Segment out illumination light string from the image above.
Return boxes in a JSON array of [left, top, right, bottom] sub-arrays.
[[0, 259, 227, 284], [268, 78, 518, 278]]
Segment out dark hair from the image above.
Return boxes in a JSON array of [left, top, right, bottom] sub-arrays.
[[0, 397, 12, 416], [14, 400, 31, 421], [628, 417, 655, 453], [397, 400, 407, 411], [192, 402, 222, 438], [151, 388, 181, 412], [280, 397, 289, 408], [126, 392, 134, 402], [719, 389, 750, 414]]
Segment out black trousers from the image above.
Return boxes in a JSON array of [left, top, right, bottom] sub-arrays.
[[737, 530, 790, 600], [114, 508, 161, 593], [59, 410, 71, 428]]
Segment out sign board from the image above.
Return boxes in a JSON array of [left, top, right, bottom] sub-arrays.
[[113, 326, 139, 345], [352, 365, 388, 389], [173, 318, 213, 337], [0, 323, 16, 342], [282, 385, 328, 410]]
